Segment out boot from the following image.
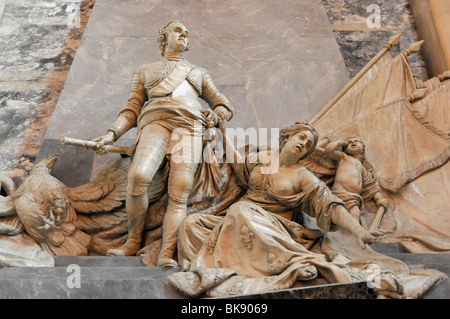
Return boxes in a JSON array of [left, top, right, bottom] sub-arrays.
[[106, 194, 148, 256], [106, 234, 142, 256], [157, 198, 185, 268], [157, 234, 179, 269]]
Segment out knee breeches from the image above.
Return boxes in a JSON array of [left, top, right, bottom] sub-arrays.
[[127, 124, 202, 202]]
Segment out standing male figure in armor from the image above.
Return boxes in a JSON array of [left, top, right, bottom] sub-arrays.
[[92, 21, 233, 268]]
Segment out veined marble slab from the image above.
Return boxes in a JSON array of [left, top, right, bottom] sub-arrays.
[[0, 0, 88, 182]]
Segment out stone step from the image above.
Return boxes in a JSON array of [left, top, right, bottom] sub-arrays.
[[0, 256, 184, 298], [0, 266, 180, 280], [383, 253, 450, 276], [0, 277, 183, 299], [53, 256, 144, 267], [421, 278, 450, 299], [370, 243, 405, 253], [381, 252, 449, 299], [0, 254, 447, 299], [0, 275, 375, 299]]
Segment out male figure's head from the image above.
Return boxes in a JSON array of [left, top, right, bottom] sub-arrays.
[[158, 21, 190, 56], [344, 135, 365, 160]]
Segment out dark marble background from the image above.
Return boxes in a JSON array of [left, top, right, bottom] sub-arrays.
[[0, 0, 93, 185], [321, 0, 425, 78], [0, 0, 423, 187]]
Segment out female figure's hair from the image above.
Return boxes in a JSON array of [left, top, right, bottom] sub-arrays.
[[279, 121, 319, 159]]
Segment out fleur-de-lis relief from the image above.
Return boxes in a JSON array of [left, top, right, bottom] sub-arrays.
[[227, 279, 244, 294], [205, 237, 216, 255], [268, 252, 286, 272], [240, 225, 254, 250]]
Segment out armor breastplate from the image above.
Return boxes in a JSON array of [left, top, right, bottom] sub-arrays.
[[170, 80, 199, 98]]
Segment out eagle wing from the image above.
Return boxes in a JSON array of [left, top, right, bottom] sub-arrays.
[[0, 175, 23, 235], [65, 157, 131, 214], [0, 214, 24, 236]]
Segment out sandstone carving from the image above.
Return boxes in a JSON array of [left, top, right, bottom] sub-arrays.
[[0, 29, 448, 299], [301, 135, 389, 231], [89, 21, 233, 270]]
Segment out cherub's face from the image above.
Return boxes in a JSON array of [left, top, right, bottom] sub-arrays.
[[345, 137, 364, 156], [283, 130, 315, 160], [166, 23, 189, 52]]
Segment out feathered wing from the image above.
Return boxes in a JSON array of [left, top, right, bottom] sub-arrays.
[[68, 157, 170, 255], [0, 215, 24, 236], [0, 175, 23, 236], [300, 146, 336, 185], [0, 157, 134, 254], [0, 195, 15, 217], [65, 157, 131, 214], [302, 147, 336, 175]]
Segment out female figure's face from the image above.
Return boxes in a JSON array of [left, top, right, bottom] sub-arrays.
[[281, 130, 315, 161]]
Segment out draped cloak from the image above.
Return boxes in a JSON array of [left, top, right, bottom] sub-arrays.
[[166, 151, 419, 298]]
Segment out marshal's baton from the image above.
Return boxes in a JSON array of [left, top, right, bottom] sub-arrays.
[[61, 136, 131, 155], [369, 206, 386, 232]]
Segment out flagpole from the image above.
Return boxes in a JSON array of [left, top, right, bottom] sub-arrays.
[[309, 33, 402, 125]]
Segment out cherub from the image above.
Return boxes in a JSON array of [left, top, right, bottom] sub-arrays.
[[302, 135, 389, 228]]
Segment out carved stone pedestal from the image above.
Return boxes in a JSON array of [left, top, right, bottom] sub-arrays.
[[372, 243, 450, 299], [0, 256, 375, 299], [0, 256, 181, 299], [0, 249, 447, 299], [216, 281, 377, 299]]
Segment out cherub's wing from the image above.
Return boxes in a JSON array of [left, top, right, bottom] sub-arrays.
[[300, 136, 338, 186], [300, 146, 336, 177], [65, 157, 131, 214]]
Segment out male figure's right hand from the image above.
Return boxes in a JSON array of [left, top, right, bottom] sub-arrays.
[[91, 131, 115, 155]]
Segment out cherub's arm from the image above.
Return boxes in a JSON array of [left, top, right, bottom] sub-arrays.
[[311, 137, 330, 158], [296, 169, 385, 244], [324, 139, 346, 161], [317, 136, 331, 149], [361, 167, 389, 209], [373, 191, 389, 209]]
